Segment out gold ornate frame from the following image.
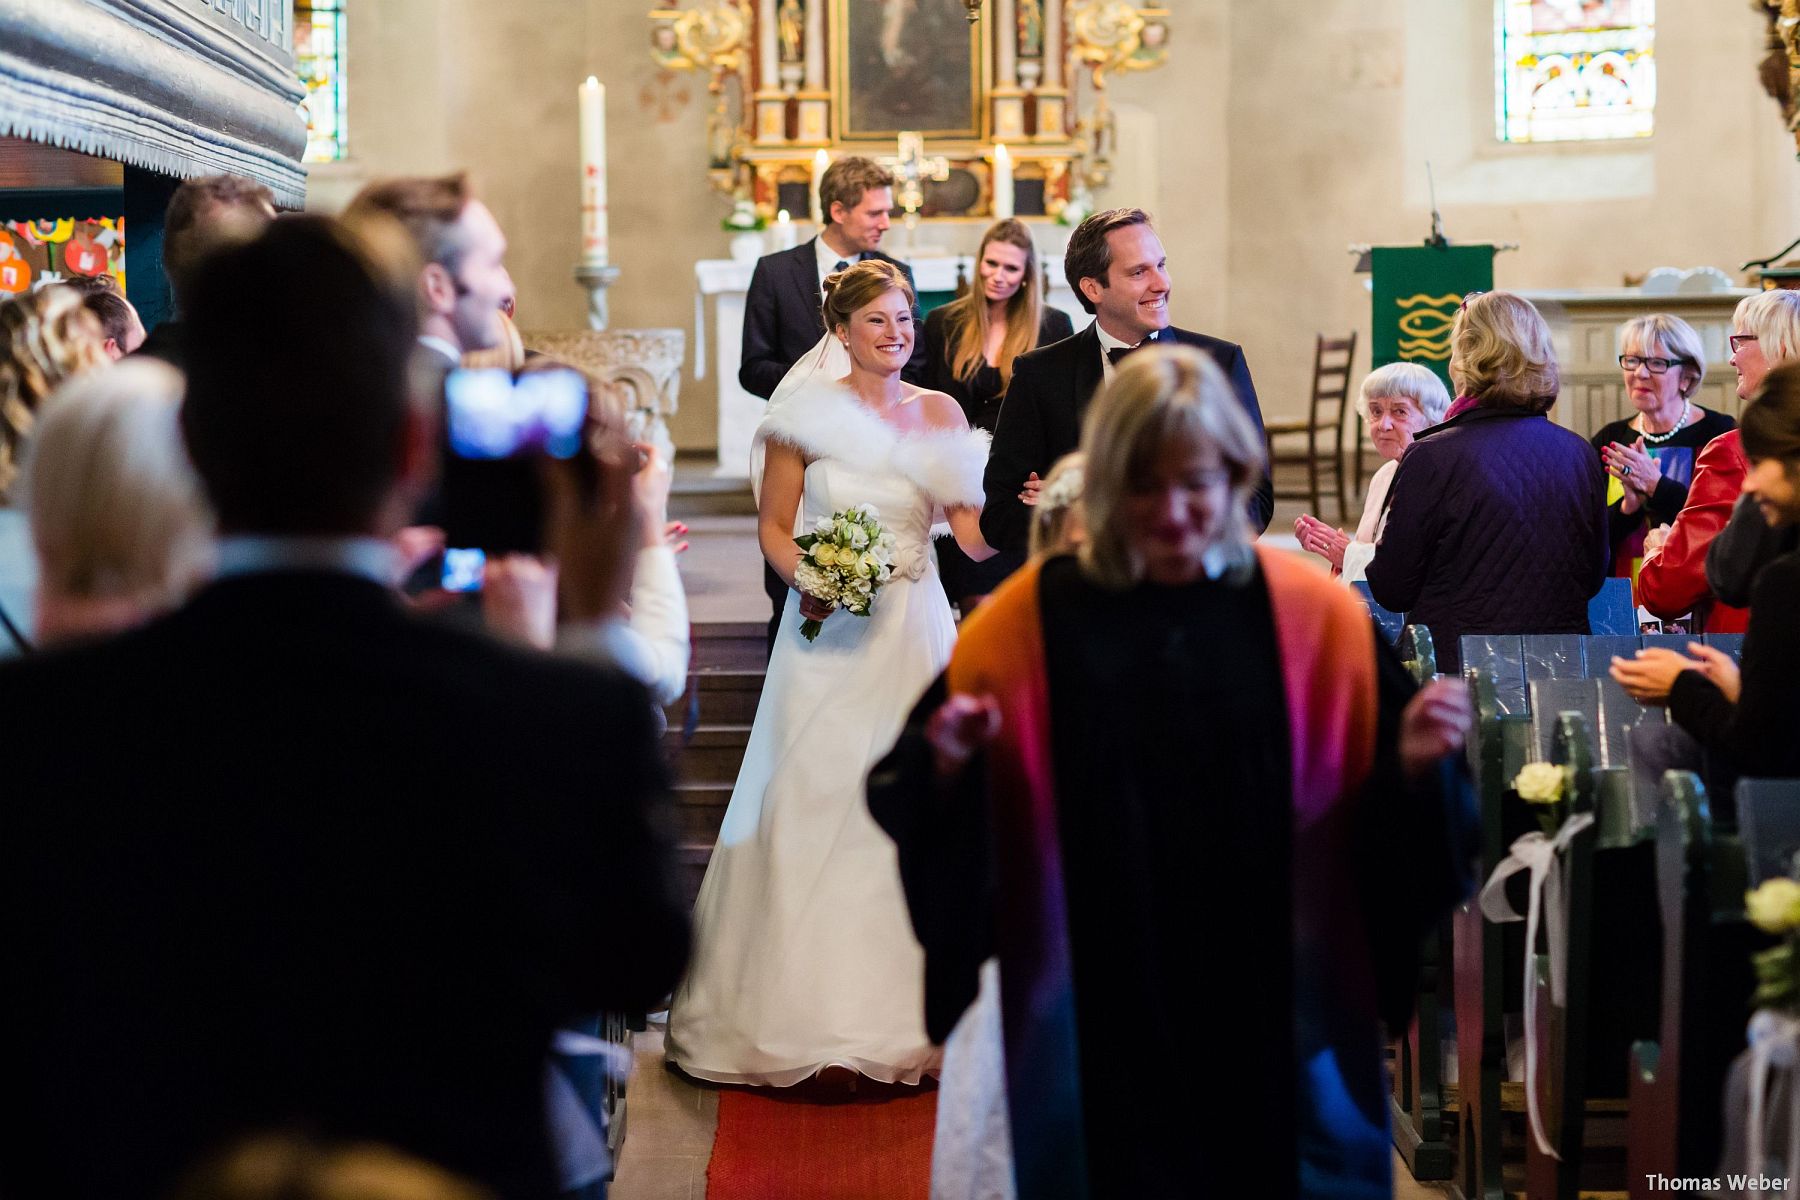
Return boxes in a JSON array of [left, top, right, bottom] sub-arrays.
[[832, 0, 990, 144]]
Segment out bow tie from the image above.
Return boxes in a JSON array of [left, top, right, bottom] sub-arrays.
[[1107, 331, 1162, 366]]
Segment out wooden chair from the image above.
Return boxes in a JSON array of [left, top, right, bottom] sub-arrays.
[[1265, 333, 1357, 523]]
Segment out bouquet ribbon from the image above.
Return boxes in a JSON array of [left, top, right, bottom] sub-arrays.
[[1746, 1010, 1800, 1199], [1477, 812, 1596, 1160]]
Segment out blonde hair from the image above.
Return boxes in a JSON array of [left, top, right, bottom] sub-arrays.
[[26, 359, 213, 609], [821, 259, 914, 334], [1448, 291, 1560, 411], [0, 286, 108, 500], [1028, 451, 1085, 559], [1077, 346, 1265, 590], [174, 1135, 494, 1200], [1735, 289, 1800, 369], [1618, 313, 1706, 396], [939, 219, 1046, 391], [1360, 362, 1451, 426]]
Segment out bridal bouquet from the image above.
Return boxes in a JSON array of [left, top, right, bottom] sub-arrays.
[[792, 504, 897, 642]]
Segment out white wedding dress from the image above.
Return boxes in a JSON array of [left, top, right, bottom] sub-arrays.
[[665, 364, 990, 1087]]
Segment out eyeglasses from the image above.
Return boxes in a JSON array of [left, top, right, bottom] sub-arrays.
[[1618, 354, 1690, 375], [1730, 333, 1760, 354]]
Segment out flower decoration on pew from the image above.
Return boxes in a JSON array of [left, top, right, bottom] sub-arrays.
[[1513, 761, 1570, 837], [791, 504, 896, 642], [1746, 877, 1800, 1010]]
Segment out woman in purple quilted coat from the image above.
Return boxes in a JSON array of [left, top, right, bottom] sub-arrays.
[[1365, 291, 1608, 673]]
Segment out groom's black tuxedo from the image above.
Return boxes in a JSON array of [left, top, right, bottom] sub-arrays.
[[980, 322, 1275, 557], [738, 238, 926, 400]]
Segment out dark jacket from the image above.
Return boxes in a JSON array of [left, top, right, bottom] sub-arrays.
[[0, 571, 690, 1200], [1365, 404, 1609, 674], [1672, 549, 1800, 777], [979, 322, 1273, 558], [1707, 493, 1800, 609], [920, 303, 1075, 432], [738, 238, 925, 399]]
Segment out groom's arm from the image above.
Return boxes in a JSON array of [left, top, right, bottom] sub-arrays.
[[739, 256, 789, 401], [1219, 341, 1274, 535], [981, 353, 1050, 558]]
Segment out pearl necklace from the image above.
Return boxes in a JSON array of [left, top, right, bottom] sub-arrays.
[[1636, 400, 1692, 446]]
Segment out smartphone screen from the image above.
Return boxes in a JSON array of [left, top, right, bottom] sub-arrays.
[[440, 547, 487, 593], [440, 368, 590, 554]]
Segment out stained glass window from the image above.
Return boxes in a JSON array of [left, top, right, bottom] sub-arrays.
[[1496, 0, 1654, 144], [296, 0, 347, 163]]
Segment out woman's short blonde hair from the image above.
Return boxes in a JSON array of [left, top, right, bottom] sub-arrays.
[[1448, 291, 1560, 411], [1735, 289, 1800, 370], [0, 286, 108, 499], [1360, 362, 1451, 426], [26, 359, 213, 608], [1618, 314, 1706, 396], [1028, 451, 1085, 559], [1077, 345, 1265, 590]]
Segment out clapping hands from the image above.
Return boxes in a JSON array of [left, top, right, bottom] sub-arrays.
[[1609, 642, 1738, 705], [1602, 437, 1661, 514], [1294, 513, 1351, 572]]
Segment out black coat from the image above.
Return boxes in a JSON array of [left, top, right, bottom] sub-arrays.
[[0, 571, 690, 1200], [979, 321, 1273, 557], [738, 238, 925, 400], [1672, 549, 1800, 776], [920, 303, 1075, 432]]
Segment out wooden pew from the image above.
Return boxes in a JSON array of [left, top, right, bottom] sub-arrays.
[[1626, 772, 1755, 1198], [1390, 625, 1455, 1180]]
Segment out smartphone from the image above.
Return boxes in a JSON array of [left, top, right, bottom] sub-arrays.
[[439, 367, 590, 554], [440, 547, 487, 593]]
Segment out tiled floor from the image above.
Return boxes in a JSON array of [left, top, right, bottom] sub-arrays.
[[608, 1016, 1452, 1200]]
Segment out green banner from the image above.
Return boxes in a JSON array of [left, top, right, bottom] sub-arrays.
[[1370, 244, 1495, 395]]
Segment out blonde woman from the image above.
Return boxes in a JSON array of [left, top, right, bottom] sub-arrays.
[[878, 345, 1475, 1197], [1295, 363, 1451, 581], [668, 259, 996, 1088], [922, 219, 1073, 607], [25, 359, 213, 645], [0, 286, 109, 500], [1365, 291, 1608, 672]]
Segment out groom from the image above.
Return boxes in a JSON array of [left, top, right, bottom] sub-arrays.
[[980, 208, 1274, 559], [740, 156, 925, 650]]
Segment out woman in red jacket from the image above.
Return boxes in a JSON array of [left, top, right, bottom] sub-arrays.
[[1636, 289, 1800, 631]]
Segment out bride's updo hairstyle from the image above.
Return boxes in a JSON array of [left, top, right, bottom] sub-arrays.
[[821, 259, 915, 336]]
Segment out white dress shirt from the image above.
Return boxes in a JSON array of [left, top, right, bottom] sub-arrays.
[[555, 544, 691, 707], [1096, 324, 1165, 385], [814, 234, 859, 291]]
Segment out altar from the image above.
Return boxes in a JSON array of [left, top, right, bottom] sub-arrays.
[[694, 248, 1087, 477]]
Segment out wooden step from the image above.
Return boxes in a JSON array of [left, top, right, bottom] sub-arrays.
[[690, 621, 768, 672], [676, 840, 713, 907], [670, 467, 756, 518], [670, 670, 764, 726], [666, 723, 752, 784], [671, 781, 730, 843]]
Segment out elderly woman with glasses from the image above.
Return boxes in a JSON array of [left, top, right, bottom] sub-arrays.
[[1295, 362, 1451, 581], [870, 346, 1476, 1199], [1635, 289, 1800, 633], [1589, 314, 1735, 589], [1365, 291, 1609, 673]]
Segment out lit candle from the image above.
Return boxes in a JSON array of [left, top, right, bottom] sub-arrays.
[[992, 143, 1014, 221], [776, 208, 795, 250], [579, 76, 608, 266], [810, 149, 830, 225]]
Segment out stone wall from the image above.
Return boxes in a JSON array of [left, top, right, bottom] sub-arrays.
[[315, 0, 1800, 449]]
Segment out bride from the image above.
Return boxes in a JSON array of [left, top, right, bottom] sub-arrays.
[[666, 260, 999, 1086]]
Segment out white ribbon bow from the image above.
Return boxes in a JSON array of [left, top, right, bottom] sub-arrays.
[[1746, 1010, 1800, 1199], [1477, 812, 1596, 1160]]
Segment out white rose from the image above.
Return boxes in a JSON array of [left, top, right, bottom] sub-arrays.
[[1747, 878, 1800, 934], [810, 541, 834, 564], [849, 525, 869, 550], [1513, 762, 1565, 805], [814, 516, 833, 535]]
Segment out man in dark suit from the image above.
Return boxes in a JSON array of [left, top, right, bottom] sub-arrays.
[[740, 155, 925, 649], [981, 208, 1274, 558], [0, 216, 690, 1200], [134, 174, 277, 371]]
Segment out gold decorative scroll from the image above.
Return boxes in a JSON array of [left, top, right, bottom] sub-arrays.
[[1067, 1, 1170, 88], [1759, 0, 1800, 157]]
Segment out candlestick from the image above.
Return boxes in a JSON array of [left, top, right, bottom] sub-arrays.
[[579, 76, 609, 267], [810, 149, 830, 225], [992, 143, 1014, 220]]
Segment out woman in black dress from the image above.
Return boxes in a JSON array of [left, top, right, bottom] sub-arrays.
[[921, 219, 1073, 612], [1590, 313, 1735, 588]]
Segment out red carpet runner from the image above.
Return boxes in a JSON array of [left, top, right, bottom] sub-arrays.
[[706, 1083, 936, 1199]]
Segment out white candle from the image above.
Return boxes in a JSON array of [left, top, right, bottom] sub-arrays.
[[992, 144, 1014, 220], [811, 149, 830, 226], [579, 76, 609, 266], [776, 208, 795, 250]]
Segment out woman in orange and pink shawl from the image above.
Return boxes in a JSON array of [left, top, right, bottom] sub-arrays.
[[871, 346, 1478, 1199]]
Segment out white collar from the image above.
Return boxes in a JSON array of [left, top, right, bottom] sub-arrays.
[[417, 335, 462, 367], [1094, 322, 1166, 353], [215, 535, 399, 586], [814, 234, 861, 278]]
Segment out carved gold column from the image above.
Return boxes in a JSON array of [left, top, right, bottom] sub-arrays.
[[796, 0, 830, 145], [755, 0, 785, 144], [992, 0, 1027, 141], [1036, 0, 1067, 141]]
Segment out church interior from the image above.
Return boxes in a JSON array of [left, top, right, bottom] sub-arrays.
[[6, 1, 1800, 1197]]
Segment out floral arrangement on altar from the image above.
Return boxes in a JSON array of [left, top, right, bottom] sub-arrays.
[[1513, 761, 1570, 836], [791, 504, 896, 642], [721, 197, 766, 233]]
